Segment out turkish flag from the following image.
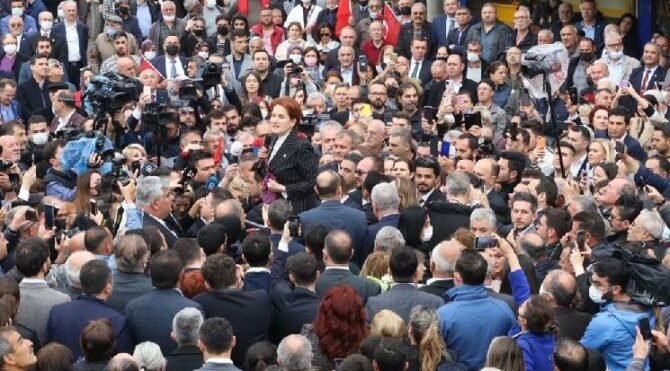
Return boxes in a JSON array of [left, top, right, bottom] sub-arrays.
[[382, 3, 401, 45], [335, 0, 351, 37], [140, 57, 165, 81]]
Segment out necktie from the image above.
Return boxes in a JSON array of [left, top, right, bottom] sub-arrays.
[[411, 61, 420, 79], [447, 18, 454, 34], [170, 59, 177, 79], [641, 69, 651, 92]]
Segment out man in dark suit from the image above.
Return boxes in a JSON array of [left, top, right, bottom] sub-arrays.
[[166, 307, 205, 371], [366, 247, 443, 323], [542, 270, 592, 340], [194, 253, 272, 368], [446, 6, 472, 56], [46, 260, 133, 360], [137, 176, 183, 248], [151, 34, 188, 80], [432, 0, 458, 50], [194, 318, 241, 371], [126, 250, 203, 355], [299, 170, 367, 258], [106, 235, 153, 313], [420, 240, 457, 298], [621, 43, 667, 111], [315, 230, 381, 303], [49, 90, 86, 133], [334, 45, 360, 86], [574, 0, 606, 50], [361, 182, 401, 265], [51, 1, 87, 88], [608, 106, 647, 162], [241, 232, 272, 292], [416, 157, 446, 207], [323, 26, 361, 74], [25, 11, 65, 61], [407, 37, 432, 86], [396, 3, 433, 59], [266, 199, 306, 282], [270, 253, 320, 342], [16, 53, 50, 122]]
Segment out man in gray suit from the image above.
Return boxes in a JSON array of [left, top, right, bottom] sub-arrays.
[[194, 317, 241, 371], [315, 230, 381, 303], [365, 247, 444, 323], [225, 29, 253, 81], [106, 235, 152, 313], [14, 237, 70, 346]]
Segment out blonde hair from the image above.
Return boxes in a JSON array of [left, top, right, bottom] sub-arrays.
[[394, 177, 419, 211], [360, 251, 390, 280], [122, 144, 147, 160], [228, 176, 250, 201], [370, 310, 406, 338], [409, 306, 446, 371], [590, 138, 615, 163]]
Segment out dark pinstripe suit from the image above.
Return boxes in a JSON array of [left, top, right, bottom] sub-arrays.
[[268, 131, 319, 214]]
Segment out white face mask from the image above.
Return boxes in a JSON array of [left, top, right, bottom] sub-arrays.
[[11, 7, 23, 16], [198, 51, 209, 59], [608, 49, 623, 60], [31, 132, 49, 145], [422, 225, 433, 242], [467, 52, 479, 62], [3, 44, 16, 54], [40, 21, 53, 31], [144, 51, 157, 60], [588, 285, 608, 304], [57, 9, 64, 19], [163, 15, 175, 22], [290, 54, 302, 64]]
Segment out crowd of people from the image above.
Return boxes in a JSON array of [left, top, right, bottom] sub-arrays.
[[0, 0, 667, 370]]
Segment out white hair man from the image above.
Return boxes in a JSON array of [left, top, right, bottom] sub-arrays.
[[135, 176, 182, 247], [277, 335, 313, 371], [597, 31, 640, 85], [420, 239, 461, 298], [165, 307, 204, 370]]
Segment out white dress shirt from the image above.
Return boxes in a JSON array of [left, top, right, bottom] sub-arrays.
[[270, 131, 290, 161], [166, 56, 186, 79], [64, 21, 81, 62], [340, 65, 354, 85]]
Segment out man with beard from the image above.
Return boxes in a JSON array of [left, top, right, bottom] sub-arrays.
[[222, 105, 241, 150], [250, 7, 284, 57], [368, 81, 393, 122], [396, 83, 421, 140], [340, 153, 363, 209], [415, 157, 445, 207]]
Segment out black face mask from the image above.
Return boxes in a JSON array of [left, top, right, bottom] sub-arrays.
[[359, 0, 368, 6], [193, 29, 205, 37], [217, 25, 229, 36], [165, 44, 179, 56], [386, 86, 398, 98], [118, 6, 129, 15], [399, 6, 411, 15], [580, 52, 594, 62]]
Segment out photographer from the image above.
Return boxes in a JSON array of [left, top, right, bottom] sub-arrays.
[[19, 115, 49, 170], [42, 139, 103, 202]]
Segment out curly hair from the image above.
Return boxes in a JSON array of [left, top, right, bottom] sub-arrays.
[[314, 285, 368, 362]]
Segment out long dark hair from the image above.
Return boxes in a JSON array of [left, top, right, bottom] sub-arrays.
[[397, 206, 427, 251]]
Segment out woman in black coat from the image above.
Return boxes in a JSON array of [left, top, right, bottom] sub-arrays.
[[260, 97, 318, 213]]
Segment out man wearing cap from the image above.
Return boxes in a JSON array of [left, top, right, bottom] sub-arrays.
[[93, 15, 138, 69], [50, 90, 85, 134]]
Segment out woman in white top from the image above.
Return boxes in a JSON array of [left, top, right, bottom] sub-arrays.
[[284, 0, 322, 43], [275, 22, 312, 61]]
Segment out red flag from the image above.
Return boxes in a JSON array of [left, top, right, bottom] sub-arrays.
[[335, 0, 351, 37], [382, 3, 401, 45], [237, 0, 271, 17], [140, 57, 165, 81]]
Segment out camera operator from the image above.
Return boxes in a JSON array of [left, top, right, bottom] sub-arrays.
[[19, 116, 49, 170], [281, 55, 318, 98], [50, 90, 86, 134], [42, 139, 103, 202]]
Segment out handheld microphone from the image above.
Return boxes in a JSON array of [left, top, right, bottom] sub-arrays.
[[230, 141, 244, 163], [204, 175, 219, 194]]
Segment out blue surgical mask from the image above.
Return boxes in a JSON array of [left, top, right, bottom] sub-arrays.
[[105, 27, 117, 38]]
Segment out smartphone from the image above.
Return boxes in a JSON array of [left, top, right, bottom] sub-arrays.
[[131, 160, 141, 174], [536, 136, 546, 150], [464, 112, 482, 129], [474, 236, 497, 250], [440, 141, 451, 157], [508, 122, 519, 140], [221, 62, 230, 73], [568, 87, 579, 104], [429, 138, 439, 157], [90, 200, 97, 215], [44, 204, 56, 229], [615, 141, 625, 154], [359, 103, 372, 118], [24, 209, 38, 223], [456, 95, 465, 107], [143, 85, 151, 97], [358, 55, 369, 72], [620, 80, 630, 89], [521, 90, 532, 106], [423, 106, 436, 123], [288, 216, 301, 237], [638, 317, 652, 340], [576, 230, 586, 252]]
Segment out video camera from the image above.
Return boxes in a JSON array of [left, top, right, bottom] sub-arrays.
[[142, 103, 178, 128], [196, 62, 222, 90], [83, 73, 141, 117]]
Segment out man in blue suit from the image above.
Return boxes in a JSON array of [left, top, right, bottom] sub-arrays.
[[300, 170, 367, 259], [51, 1, 88, 88], [361, 182, 401, 266], [608, 106, 647, 162], [151, 34, 188, 80], [432, 0, 459, 51], [575, 0, 606, 50], [46, 260, 134, 360], [622, 43, 668, 111], [0, 79, 21, 123], [125, 250, 203, 355], [0, 0, 37, 35]]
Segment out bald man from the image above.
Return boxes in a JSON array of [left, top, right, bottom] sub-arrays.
[[541, 270, 593, 340], [54, 250, 95, 299], [116, 56, 137, 78], [299, 170, 367, 255]]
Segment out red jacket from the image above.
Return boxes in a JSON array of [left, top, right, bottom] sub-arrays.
[[250, 24, 285, 56]]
